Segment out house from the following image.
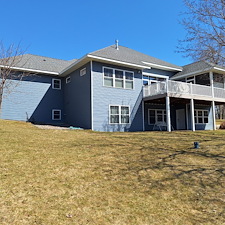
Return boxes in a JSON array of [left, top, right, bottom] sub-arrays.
[[1, 44, 225, 132]]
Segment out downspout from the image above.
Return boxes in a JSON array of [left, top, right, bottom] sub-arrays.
[[90, 61, 94, 130]]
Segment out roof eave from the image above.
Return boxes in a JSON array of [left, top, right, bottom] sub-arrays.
[[142, 61, 182, 72], [88, 55, 151, 69], [0, 65, 59, 75], [60, 54, 152, 76], [171, 66, 225, 80]]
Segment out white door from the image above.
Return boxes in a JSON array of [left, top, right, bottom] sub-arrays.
[[176, 109, 186, 130]]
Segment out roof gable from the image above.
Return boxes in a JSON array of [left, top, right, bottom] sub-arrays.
[[88, 45, 182, 71]]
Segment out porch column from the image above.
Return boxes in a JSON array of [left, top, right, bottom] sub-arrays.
[[212, 101, 216, 130], [166, 96, 171, 132], [142, 100, 145, 131], [190, 98, 195, 131], [209, 71, 214, 98]]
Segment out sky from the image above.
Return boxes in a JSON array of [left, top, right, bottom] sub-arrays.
[[0, 0, 191, 66]]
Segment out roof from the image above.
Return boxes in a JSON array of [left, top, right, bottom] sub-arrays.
[[0, 45, 182, 75], [0, 54, 76, 74], [88, 45, 182, 71], [171, 61, 225, 79]]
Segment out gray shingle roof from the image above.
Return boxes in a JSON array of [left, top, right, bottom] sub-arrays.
[[12, 54, 76, 74], [89, 45, 182, 71], [172, 61, 225, 78]]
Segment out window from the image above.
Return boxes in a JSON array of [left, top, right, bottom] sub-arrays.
[[148, 109, 167, 124], [80, 68, 86, 76], [195, 110, 208, 124], [186, 76, 195, 84], [109, 105, 130, 124], [66, 76, 71, 84], [103, 67, 134, 89], [52, 109, 61, 120], [115, 70, 124, 88], [52, 79, 61, 89], [142, 75, 165, 86]]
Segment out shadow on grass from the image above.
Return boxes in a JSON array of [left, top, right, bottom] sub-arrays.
[[135, 148, 225, 224]]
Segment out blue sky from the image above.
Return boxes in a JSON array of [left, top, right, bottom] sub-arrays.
[[0, 0, 191, 66]]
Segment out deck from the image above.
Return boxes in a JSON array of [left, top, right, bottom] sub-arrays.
[[143, 80, 225, 103]]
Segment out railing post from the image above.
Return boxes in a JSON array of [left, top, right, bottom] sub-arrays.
[[190, 82, 193, 95], [166, 79, 169, 93]]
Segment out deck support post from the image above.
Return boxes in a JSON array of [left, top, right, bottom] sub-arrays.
[[212, 101, 216, 130], [190, 98, 195, 131], [166, 96, 171, 132]]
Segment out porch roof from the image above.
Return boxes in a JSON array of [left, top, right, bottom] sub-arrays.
[[171, 61, 225, 80]]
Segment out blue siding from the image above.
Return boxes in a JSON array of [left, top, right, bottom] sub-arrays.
[[92, 62, 143, 132], [1, 75, 64, 124], [64, 63, 91, 129]]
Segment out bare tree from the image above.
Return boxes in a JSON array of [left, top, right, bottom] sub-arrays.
[[0, 42, 28, 113], [179, 0, 225, 65]]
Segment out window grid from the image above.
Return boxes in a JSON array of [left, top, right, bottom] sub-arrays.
[[103, 67, 134, 89], [148, 109, 167, 125], [109, 105, 130, 124], [142, 75, 165, 86], [194, 109, 208, 124]]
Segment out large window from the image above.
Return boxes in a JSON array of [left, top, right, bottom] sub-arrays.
[[195, 110, 208, 124], [109, 105, 130, 124], [148, 109, 166, 124], [103, 67, 134, 89]]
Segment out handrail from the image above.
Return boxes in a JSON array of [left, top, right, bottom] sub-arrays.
[[143, 80, 225, 100]]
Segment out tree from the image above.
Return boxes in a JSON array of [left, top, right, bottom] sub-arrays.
[[179, 0, 225, 65], [0, 42, 28, 113]]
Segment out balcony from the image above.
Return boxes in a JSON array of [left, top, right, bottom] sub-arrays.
[[143, 80, 225, 103]]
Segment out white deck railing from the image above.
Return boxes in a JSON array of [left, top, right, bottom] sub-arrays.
[[143, 80, 225, 101]]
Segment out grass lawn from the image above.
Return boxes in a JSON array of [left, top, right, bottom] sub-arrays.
[[1, 120, 225, 225]]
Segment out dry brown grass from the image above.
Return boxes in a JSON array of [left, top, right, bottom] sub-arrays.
[[1, 120, 225, 224]]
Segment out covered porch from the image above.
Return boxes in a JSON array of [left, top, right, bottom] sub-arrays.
[[143, 97, 218, 131]]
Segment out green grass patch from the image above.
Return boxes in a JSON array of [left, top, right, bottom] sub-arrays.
[[1, 120, 225, 224]]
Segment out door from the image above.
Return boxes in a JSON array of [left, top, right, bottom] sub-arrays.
[[176, 109, 186, 130]]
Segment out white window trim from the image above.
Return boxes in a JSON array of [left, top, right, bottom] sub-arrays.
[[194, 109, 209, 124], [52, 109, 61, 120], [103, 66, 134, 90], [142, 74, 166, 86], [109, 105, 130, 124], [148, 109, 167, 125], [80, 67, 86, 76], [66, 76, 71, 84], [52, 78, 61, 90]]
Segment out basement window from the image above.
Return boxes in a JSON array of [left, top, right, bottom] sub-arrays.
[[109, 105, 130, 124], [52, 109, 61, 120], [194, 110, 208, 124], [148, 109, 166, 125]]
